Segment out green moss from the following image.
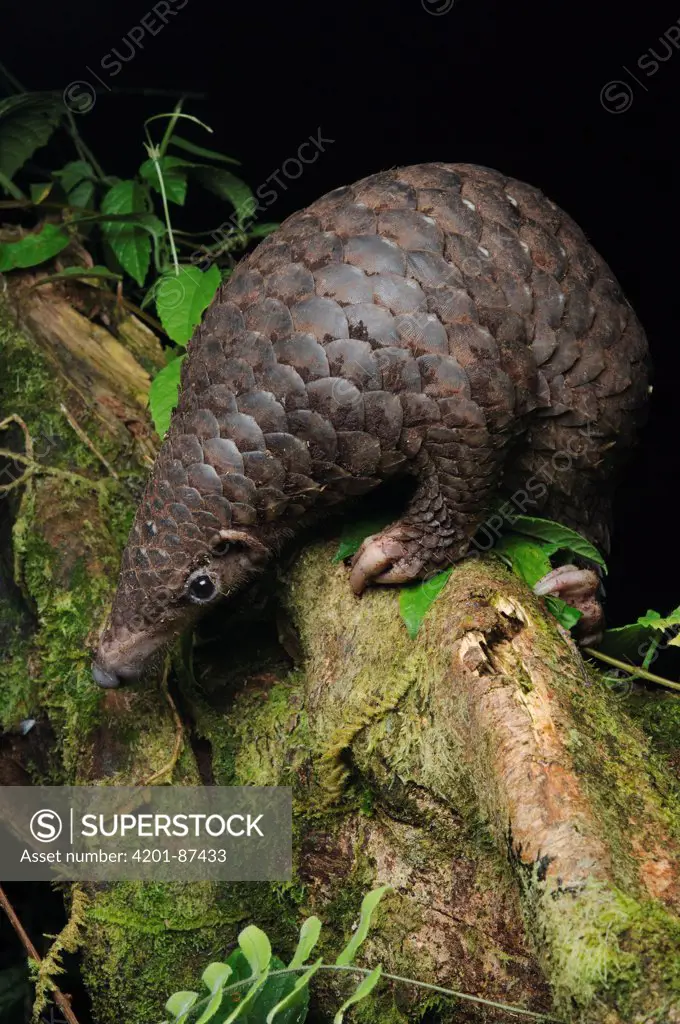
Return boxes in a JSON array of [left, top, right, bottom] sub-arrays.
[[83, 882, 236, 1023], [559, 677, 680, 895], [541, 880, 680, 1018], [0, 304, 170, 781], [188, 670, 311, 788], [283, 546, 478, 814], [626, 692, 680, 762], [13, 517, 110, 774], [351, 995, 412, 1024]]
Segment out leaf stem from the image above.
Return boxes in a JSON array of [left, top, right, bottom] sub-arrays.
[[153, 151, 179, 274], [144, 125, 179, 275], [158, 99, 184, 159], [583, 648, 680, 693], [0, 168, 25, 200]]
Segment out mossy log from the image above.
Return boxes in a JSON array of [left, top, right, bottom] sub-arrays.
[[1, 275, 679, 1024]]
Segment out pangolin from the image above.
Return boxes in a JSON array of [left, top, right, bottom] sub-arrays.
[[92, 162, 649, 688]]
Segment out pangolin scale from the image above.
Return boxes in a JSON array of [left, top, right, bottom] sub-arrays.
[[93, 162, 649, 687]]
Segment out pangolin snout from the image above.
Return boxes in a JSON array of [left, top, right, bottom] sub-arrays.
[[91, 654, 144, 689], [91, 623, 167, 689], [92, 662, 124, 689]]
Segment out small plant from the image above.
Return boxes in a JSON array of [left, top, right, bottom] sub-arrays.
[[0, 87, 277, 438], [162, 888, 556, 1024]]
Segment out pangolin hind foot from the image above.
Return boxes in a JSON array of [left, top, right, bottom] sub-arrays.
[[534, 564, 605, 647]]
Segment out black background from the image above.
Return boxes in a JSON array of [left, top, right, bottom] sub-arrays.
[[2, 0, 679, 626]]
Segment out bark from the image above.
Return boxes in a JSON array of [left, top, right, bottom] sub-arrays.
[[1, 275, 679, 1024]]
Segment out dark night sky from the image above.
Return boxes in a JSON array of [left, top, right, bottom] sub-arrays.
[[2, 0, 680, 626]]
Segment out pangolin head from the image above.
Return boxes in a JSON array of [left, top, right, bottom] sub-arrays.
[[92, 433, 271, 689]]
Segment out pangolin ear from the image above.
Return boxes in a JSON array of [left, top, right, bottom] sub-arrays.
[[210, 529, 270, 563]]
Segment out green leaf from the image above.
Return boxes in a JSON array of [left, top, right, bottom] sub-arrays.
[[169, 135, 241, 165], [0, 169, 22, 200], [154, 264, 221, 345], [67, 178, 95, 209], [599, 609, 680, 663], [30, 182, 52, 204], [192, 167, 255, 225], [267, 959, 321, 1024], [494, 535, 553, 588], [217, 953, 302, 1024], [399, 570, 453, 640], [165, 990, 198, 1023], [196, 991, 224, 1024], [222, 969, 270, 1023], [508, 515, 607, 571], [149, 354, 185, 438], [333, 965, 383, 1024], [332, 515, 394, 563], [289, 916, 322, 969], [203, 963, 234, 993], [196, 962, 234, 1020], [140, 155, 192, 206], [0, 92, 63, 190], [637, 607, 680, 631], [100, 179, 151, 286], [599, 622, 655, 660], [238, 925, 272, 977], [54, 159, 93, 193], [545, 596, 582, 630], [223, 948, 254, 984], [0, 222, 70, 272], [55, 161, 96, 210], [335, 886, 391, 967]]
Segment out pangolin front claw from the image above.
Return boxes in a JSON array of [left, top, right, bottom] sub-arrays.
[[349, 527, 425, 595]]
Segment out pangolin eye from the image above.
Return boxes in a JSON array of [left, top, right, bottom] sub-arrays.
[[186, 572, 218, 604]]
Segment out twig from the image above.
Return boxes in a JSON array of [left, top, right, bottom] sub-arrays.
[[117, 294, 165, 335], [0, 414, 36, 497], [141, 658, 185, 785], [583, 647, 680, 693], [0, 413, 34, 460], [0, 883, 81, 1024], [0, 414, 106, 496], [0, 446, 103, 495], [59, 403, 119, 480]]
